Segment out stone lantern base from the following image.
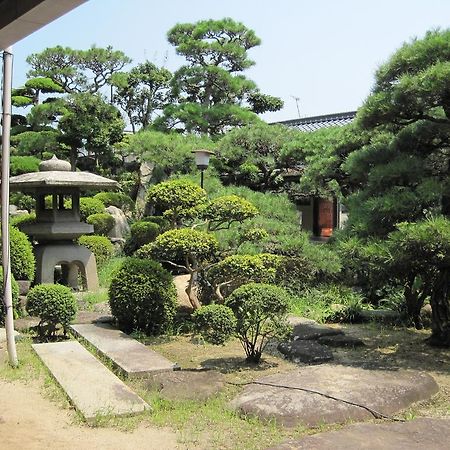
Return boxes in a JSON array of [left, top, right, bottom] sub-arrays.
[[34, 243, 99, 292]]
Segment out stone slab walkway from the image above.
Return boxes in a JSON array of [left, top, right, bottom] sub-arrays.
[[32, 340, 149, 422], [70, 323, 176, 378], [269, 417, 450, 450], [231, 365, 439, 427]]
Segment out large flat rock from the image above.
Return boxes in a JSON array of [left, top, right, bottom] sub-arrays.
[[231, 365, 439, 427], [70, 323, 176, 378], [269, 417, 450, 449], [33, 341, 149, 422], [278, 340, 334, 364]]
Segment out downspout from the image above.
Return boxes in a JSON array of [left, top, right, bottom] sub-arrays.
[[1, 46, 18, 366]]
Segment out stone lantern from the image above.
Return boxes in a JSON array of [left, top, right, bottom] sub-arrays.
[[9, 156, 117, 291]]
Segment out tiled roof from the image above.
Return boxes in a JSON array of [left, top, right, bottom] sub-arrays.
[[273, 111, 356, 132]]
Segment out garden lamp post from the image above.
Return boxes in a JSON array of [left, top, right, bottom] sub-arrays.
[[191, 149, 215, 189]]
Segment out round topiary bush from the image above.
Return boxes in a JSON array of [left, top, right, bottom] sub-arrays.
[[79, 197, 105, 221], [86, 213, 115, 236], [108, 258, 177, 335], [94, 192, 134, 212], [124, 221, 160, 256], [192, 304, 237, 345], [10, 212, 36, 229], [78, 235, 114, 268], [10, 192, 35, 211], [0, 226, 35, 281], [26, 284, 78, 337], [0, 268, 20, 324], [225, 282, 291, 363], [142, 215, 170, 231]]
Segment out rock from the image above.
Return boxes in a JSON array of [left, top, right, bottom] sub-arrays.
[[16, 280, 31, 296], [291, 321, 343, 341], [173, 274, 197, 310], [106, 206, 130, 240], [317, 334, 365, 348], [269, 418, 450, 449], [145, 370, 225, 401], [73, 311, 114, 325], [14, 316, 40, 332], [359, 309, 400, 322], [135, 161, 155, 218], [278, 340, 333, 364], [231, 365, 439, 428]]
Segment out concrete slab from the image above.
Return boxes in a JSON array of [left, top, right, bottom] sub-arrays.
[[70, 323, 176, 378], [0, 328, 20, 343], [231, 365, 439, 427], [32, 340, 149, 422], [269, 417, 450, 450]]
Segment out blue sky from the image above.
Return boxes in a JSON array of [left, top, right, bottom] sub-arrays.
[[9, 0, 450, 122]]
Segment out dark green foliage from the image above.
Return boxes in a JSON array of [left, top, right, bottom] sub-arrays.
[[192, 304, 237, 345], [0, 227, 36, 281], [146, 179, 206, 227], [142, 216, 170, 231], [86, 213, 115, 236], [10, 156, 41, 175], [0, 268, 20, 324], [124, 221, 160, 256], [108, 258, 177, 335], [79, 197, 105, 221], [10, 193, 35, 211], [26, 284, 77, 337], [78, 235, 114, 268], [10, 130, 62, 159], [94, 192, 134, 212], [225, 283, 291, 363]]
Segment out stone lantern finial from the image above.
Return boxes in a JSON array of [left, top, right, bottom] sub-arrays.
[[39, 155, 71, 172]]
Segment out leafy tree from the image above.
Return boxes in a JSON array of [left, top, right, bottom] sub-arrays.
[[155, 18, 282, 135], [27, 45, 131, 94], [111, 61, 172, 132]]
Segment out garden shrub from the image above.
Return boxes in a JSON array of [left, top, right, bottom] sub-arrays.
[[78, 197, 105, 221], [142, 215, 170, 231], [94, 192, 134, 212], [192, 304, 237, 345], [225, 283, 291, 363], [26, 284, 78, 337], [0, 268, 20, 324], [10, 155, 41, 176], [146, 179, 206, 227], [86, 213, 115, 236], [78, 235, 114, 268], [124, 221, 160, 256], [10, 212, 36, 229], [10, 192, 35, 211], [0, 226, 35, 281], [108, 258, 177, 335]]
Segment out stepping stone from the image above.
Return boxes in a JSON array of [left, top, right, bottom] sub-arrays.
[[268, 417, 450, 449], [70, 323, 176, 378], [278, 340, 333, 364], [145, 370, 225, 401], [73, 311, 114, 324], [32, 340, 149, 422], [291, 321, 343, 341], [231, 365, 439, 428], [317, 334, 365, 347]]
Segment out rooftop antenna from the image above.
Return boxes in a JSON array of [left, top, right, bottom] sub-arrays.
[[291, 96, 301, 119]]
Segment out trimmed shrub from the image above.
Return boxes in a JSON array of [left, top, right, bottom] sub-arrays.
[[78, 235, 114, 268], [142, 215, 170, 231], [0, 226, 35, 281], [10, 192, 35, 211], [10, 155, 41, 176], [0, 268, 20, 324], [124, 221, 160, 256], [146, 179, 206, 227], [26, 284, 78, 337], [77, 197, 105, 221], [225, 283, 291, 363], [10, 212, 36, 229], [94, 192, 134, 212], [86, 213, 115, 236], [108, 258, 177, 335], [192, 304, 237, 345]]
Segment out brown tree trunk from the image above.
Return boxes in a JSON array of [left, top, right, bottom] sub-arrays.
[[429, 268, 450, 347]]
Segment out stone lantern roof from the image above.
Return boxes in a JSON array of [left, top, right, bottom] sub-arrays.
[[9, 155, 117, 193]]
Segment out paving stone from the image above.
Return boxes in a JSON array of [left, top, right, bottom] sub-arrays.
[[291, 321, 344, 341], [231, 365, 439, 428], [73, 311, 114, 324], [70, 323, 176, 378], [33, 340, 149, 422], [278, 340, 334, 364], [268, 417, 450, 449], [145, 370, 225, 401], [317, 334, 365, 348]]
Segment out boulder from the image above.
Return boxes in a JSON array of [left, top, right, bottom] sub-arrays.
[[106, 206, 130, 240], [231, 365, 439, 428], [317, 334, 365, 348], [278, 340, 333, 364]]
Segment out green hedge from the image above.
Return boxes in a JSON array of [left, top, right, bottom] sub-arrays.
[[78, 235, 114, 268], [124, 221, 160, 256], [86, 213, 115, 236], [108, 258, 177, 335], [192, 304, 236, 345], [94, 192, 134, 212]]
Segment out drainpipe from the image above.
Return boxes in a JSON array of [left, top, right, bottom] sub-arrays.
[[1, 46, 18, 367]]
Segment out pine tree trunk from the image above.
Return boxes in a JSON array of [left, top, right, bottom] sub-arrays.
[[429, 268, 450, 347]]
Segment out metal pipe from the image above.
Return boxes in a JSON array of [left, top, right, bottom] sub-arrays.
[[1, 46, 18, 367]]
